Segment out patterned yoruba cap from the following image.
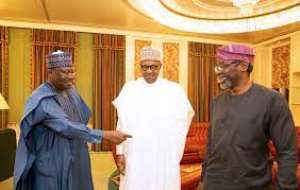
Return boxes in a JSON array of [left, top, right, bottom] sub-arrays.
[[47, 50, 72, 69], [217, 44, 255, 64]]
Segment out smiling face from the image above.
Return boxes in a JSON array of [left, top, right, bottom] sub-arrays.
[[215, 60, 249, 90], [48, 66, 76, 90]]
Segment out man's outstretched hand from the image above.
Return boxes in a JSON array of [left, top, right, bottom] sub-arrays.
[[102, 130, 132, 144]]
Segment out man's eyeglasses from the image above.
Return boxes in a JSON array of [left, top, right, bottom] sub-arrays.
[[53, 67, 76, 74], [140, 64, 161, 71], [214, 61, 240, 73]]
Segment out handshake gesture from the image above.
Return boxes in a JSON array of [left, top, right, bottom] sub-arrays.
[[102, 130, 132, 144]]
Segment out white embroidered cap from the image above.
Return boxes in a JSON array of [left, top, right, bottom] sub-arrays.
[[140, 47, 162, 62]]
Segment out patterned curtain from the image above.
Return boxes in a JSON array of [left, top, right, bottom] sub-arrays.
[[31, 29, 78, 90], [188, 42, 220, 122], [272, 45, 290, 89], [163, 42, 179, 82], [93, 34, 126, 151], [0, 26, 9, 128]]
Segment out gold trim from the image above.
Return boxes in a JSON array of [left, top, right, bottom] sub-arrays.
[[0, 19, 248, 45], [254, 30, 300, 46], [159, 0, 300, 21], [128, 0, 300, 33]]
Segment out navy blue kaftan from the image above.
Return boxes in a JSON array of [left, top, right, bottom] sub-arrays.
[[14, 83, 102, 190]]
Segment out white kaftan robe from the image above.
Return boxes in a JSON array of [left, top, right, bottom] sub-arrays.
[[113, 78, 194, 190]]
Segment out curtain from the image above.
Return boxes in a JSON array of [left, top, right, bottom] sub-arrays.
[[188, 42, 220, 122], [31, 29, 78, 90], [0, 26, 8, 128], [93, 34, 126, 151]]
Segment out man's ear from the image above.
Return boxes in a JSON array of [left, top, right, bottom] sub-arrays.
[[239, 62, 249, 72], [48, 69, 54, 78]]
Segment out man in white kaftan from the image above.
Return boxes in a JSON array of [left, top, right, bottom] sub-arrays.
[[113, 47, 194, 190]]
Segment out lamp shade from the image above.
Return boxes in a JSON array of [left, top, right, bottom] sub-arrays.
[[0, 93, 9, 110]]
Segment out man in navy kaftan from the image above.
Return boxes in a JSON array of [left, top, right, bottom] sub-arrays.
[[14, 50, 131, 190]]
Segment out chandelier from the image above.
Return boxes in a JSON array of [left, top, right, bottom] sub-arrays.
[[128, 0, 300, 34], [232, 0, 259, 15]]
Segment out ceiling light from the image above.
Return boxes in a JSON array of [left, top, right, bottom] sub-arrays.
[[232, 0, 260, 15]]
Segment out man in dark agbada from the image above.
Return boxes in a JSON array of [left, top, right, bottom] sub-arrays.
[[201, 44, 298, 190]]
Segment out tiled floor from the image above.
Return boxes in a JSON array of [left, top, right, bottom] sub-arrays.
[[0, 152, 116, 190]]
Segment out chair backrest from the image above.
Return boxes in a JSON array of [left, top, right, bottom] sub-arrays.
[[181, 122, 210, 164], [0, 128, 16, 181]]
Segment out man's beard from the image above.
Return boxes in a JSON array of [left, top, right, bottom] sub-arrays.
[[219, 78, 233, 90], [217, 74, 237, 90]]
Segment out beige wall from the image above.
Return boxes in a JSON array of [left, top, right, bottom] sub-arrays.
[[252, 46, 272, 87], [253, 31, 300, 126], [291, 33, 300, 72], [75, 33, 94, 109], [290, 33, 300, 126], [8, 28, 31, 124]]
